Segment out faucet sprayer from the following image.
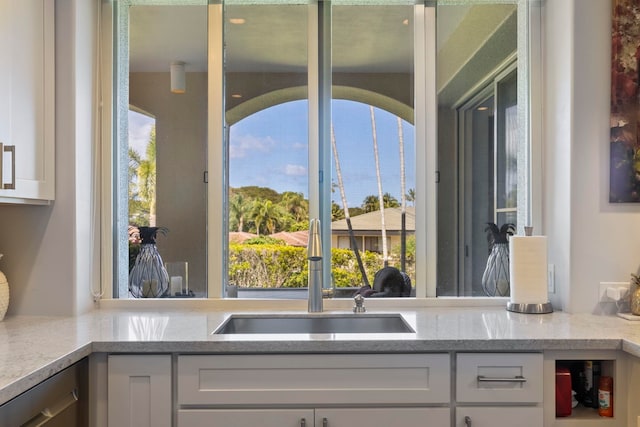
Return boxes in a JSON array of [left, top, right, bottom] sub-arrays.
[[307, 218, 323, 312]]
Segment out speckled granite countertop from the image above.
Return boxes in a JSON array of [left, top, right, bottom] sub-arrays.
[[0, 307, 639, 404]]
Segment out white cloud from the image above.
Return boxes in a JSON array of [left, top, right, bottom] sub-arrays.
[[284, 164, 307, 176], [230, 134, 276, 159]]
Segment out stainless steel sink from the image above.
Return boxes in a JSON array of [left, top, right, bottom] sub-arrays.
[[213, 313, 414, 334]]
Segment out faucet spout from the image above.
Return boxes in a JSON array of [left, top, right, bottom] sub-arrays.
[[307, 218, 323, 312]]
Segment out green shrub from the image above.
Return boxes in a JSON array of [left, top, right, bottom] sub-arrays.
[[228, 243, 415, 289]]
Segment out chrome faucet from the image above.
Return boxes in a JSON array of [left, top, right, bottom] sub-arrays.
[[307, 218, 323, 312]]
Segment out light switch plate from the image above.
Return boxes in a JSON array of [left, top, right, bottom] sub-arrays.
[[547, 264, 555, 293]]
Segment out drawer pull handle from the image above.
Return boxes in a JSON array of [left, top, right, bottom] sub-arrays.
[[464, 415, 472, 426], [477, 375, 526, 383], [23, 388, 78, 426], [0, 144, 16, 190]]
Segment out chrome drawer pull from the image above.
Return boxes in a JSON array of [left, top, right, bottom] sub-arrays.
[[464, 415, 472, 426], [477, 375, 526, 383], [1, 144, 15, 190]]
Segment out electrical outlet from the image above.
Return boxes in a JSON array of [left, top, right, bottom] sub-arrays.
[[599, 282, 630, 302], [547, 264, 555, 293]]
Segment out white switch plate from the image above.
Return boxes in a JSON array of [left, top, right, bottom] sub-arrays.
[[547, 264, 555, 293], [599, 281, 630, 302]]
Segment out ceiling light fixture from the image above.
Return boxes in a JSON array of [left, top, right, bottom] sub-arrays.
[[170, 61, 186, 94], [477, 106, 489, 111], [402, 18, 409, 25], [229, 18, 246, 24], [231, 94, 242, 99]]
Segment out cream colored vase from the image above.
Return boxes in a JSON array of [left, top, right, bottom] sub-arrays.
[[0, 254, 7, 321], [632, 284, 640, 316]]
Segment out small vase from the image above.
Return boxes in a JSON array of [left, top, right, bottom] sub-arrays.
[[0, 254, 8, 321], [482, 243, 510, 297], [129, 227, 169, 298], [631, 284, 640, 316]]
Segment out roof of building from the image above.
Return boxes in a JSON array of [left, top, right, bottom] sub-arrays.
[[331, 206, 415, 233], [229, 231, 258, 243], [269, 230, 309, 247]]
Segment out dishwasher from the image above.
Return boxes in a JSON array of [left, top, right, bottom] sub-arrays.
[[0, 357, 88, 426]]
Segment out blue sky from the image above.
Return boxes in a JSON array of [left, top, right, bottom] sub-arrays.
[[130, 100, 415, 208], [230, 100, 415, 208]]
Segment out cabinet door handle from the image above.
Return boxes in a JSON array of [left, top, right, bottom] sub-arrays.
[[0, 144, 16, 190], [300, 418, 306, 427], [477, 375, 526, 383], [464, 415, 472, 426], [323, 417, 328, 427]]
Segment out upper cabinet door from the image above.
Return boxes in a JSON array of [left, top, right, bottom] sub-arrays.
[[0, 0, 54, 204]]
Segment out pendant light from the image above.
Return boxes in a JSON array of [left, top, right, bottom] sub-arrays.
[[170, 61, 186, 94]]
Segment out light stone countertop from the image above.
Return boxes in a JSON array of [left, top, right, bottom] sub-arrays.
[[0, 306, 638, 405]]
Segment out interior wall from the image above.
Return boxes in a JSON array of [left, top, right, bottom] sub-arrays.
[[0, 0, 97, 316], [129, 72, 207, 295], [545, 0, 640, 313]]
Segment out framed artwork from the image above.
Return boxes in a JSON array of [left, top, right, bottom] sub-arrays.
[[610, 0, 640, 202]]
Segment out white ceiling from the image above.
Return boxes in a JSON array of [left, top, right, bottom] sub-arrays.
[[129, 4, 426, 73], [128, 3, 516, 105]]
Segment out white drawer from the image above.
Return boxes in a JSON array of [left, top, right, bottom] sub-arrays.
[[178, 353, 450, 405], [455, 407, 542, 427], [456, 353, 543, 403]]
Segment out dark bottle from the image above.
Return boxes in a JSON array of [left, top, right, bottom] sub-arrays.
[[591, 361, 601, 408], [583, 360, 602, 408]]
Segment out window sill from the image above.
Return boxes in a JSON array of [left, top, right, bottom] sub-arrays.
[[97, 296, 510, 311]]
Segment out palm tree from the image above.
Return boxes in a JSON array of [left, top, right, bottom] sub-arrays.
[[406, 188, 416, 206], [129, 126, 157, 226], [250, 199, 280, 235], [397, 116, 407, 271], [331, 201, 344, 221], [229, 194, 249, 232], [362, 193, 399, 212], [362, 195, 379, 213], [128, 148, 144, 223], [383, 192, 400, 208], [280, 191, 309, 223], [331, 124, 370, 287], [369, 106, 388, 267]]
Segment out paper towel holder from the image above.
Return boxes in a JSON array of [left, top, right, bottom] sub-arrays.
[[506, 301, 553, 314]]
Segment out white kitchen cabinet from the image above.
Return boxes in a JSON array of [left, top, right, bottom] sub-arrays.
[[456, 352, 543, 403], [455, 407, 542, 427], [0, 0, 55, 204], [178, 407, 450, 427], [107, 354, 172, 427], [456, 353, 543, 427], [315, 407, 450, 426], [178, 408, 315, 427], [178, 353, 450, 406], [177, 354, 451, 427]]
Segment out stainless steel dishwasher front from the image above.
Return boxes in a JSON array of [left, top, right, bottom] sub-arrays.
[[0, 357, 88, 426]]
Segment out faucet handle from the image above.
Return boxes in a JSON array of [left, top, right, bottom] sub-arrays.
[[353, 294, 366, 313]]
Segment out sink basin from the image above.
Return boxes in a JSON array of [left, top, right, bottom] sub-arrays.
[[213, 313, 414, 334]]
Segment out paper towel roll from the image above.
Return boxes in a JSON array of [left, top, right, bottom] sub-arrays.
[[509, 236, 548, 304]]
